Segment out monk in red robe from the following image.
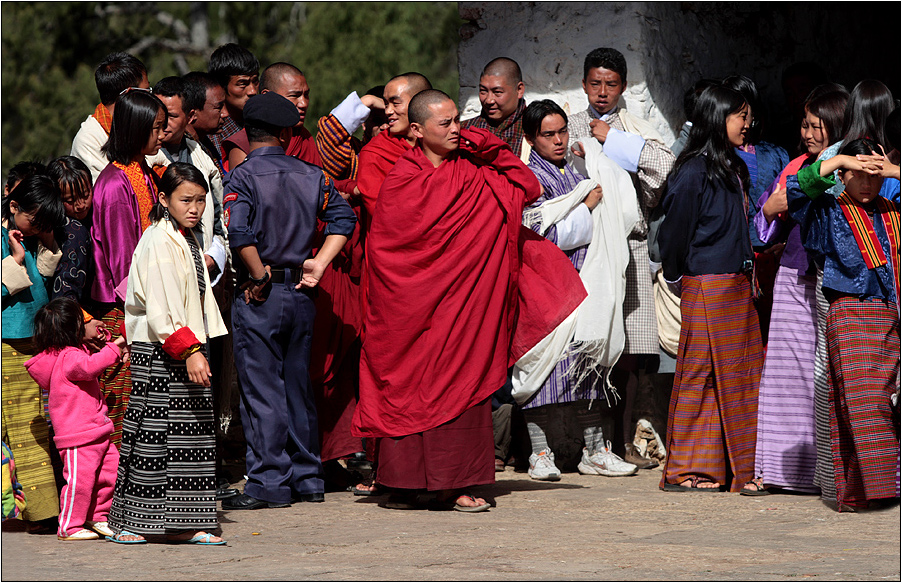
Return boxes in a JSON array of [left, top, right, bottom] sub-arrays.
[[352, 90, 585, 511], [356, 73, 432, 216]]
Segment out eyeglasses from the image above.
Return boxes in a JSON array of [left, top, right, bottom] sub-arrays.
[[119, 86, 153, 96]]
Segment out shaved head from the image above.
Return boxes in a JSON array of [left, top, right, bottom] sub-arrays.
[[408, 89, 454, 126], [388, 72, 432, 95], [261, 62, 305, 92], [480, 57, 522, 85]]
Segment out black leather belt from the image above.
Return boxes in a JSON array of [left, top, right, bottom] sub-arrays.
[[269, 267, 303, 284]]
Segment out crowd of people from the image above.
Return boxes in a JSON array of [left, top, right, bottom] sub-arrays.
[[1, 42, 899, 545]]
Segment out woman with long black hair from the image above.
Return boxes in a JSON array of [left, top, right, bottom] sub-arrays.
[[89, 89, 167, 448], [658, 85, 764, 493]]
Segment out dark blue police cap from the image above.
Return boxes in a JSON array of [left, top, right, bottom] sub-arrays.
[[243, 92, 300, 128]]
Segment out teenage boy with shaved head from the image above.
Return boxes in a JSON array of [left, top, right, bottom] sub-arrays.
[[463, 57, 528, 159], [353, 90, 585, 512]]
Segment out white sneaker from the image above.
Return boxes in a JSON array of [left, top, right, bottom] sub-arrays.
[[578, 441, 638, 477], [528, 449, 561, 481]]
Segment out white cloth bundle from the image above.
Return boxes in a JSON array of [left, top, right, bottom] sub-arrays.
[[512, 139, 640, 404]]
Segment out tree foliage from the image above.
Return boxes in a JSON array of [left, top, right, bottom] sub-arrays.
[[1, 2, 463, 177]]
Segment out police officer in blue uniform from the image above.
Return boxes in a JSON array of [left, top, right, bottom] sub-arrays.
[[222, 92, 357, 510]]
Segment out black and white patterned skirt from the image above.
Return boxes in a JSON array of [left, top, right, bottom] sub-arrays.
[[108, 341, 218, 535]]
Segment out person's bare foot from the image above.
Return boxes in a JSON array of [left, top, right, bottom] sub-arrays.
[[167, 530, 223, 544], [108, 531, 146, 542], [454, 493, 488, 507], [679, 477, 720, 489]]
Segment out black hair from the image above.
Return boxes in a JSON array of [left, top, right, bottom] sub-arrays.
[[47, 156, 92, 203], [583, 48, 627, 84], [101, 90, 167, 165], [208, 43, 259, 89], [148, 163, 208, 228], [674, 85, 751, 195], [804, 85, 850, 148], [5, 161, 46, 193], [407, 89, 453, 126], [153, 76, 190, 115], [839, 137, 883, 158], [721, 75, 765, 144], [260, 62, 305, 92], [32, 297, 86, 354], [246, 123, 283, 143], [885, 107, 900, 153], [182, 71, 220, 112], [523, 99, 568, 140], [1, 174, 66, 235], [95, 52, 147, 107], [684, 78, 719, 122], [480, 57, 523, 84], [841, 79, 894, 148]]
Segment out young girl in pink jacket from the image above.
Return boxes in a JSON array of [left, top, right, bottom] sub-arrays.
[[25, 297, 127, 540]]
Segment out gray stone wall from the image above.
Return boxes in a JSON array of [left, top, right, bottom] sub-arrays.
[[458, 2, 900, 146]]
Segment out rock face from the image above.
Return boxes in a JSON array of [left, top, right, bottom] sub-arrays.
[[458, 2, 900, 146]]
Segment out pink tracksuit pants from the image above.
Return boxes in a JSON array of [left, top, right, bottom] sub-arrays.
[[57, 438, 119, 537]]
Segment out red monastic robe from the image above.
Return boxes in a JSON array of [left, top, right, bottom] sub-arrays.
[[352, 128, 586, 439]]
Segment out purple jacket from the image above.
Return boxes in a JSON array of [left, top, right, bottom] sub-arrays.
[[90, 163, 153, 304]]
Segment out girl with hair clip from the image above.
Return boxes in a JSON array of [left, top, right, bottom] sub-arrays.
[[90, 88, 167, 448], [744, 85, 850, 497], [108, 163, 227, 545], [24, 298, 128, 540], [658, 85, 764, 493], [48, 156, 95, 303], [787, 138, 900, 512], [1, 173, 67, 531]]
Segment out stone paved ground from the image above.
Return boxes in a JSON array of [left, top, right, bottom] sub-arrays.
[[2, 468, 899, 581]]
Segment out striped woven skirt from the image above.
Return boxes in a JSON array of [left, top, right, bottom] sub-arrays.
[[811, 268, 836, 502], [108, 341, 217, 535], [661, 273, 763, 492], [1, 339, 59, 521], [825, 297, 900, 510], [98, 307, 131, 447], [754, 266, 819, 492]]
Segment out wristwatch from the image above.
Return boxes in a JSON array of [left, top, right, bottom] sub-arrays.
[[251, 268, 270, 287]]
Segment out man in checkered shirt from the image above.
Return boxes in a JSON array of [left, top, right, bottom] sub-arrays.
[[568, 47, 675, 471]]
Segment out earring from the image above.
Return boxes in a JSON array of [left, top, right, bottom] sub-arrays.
[[163, 208, 170, 221]]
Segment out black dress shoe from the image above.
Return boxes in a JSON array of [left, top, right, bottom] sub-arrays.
[[221, 493, 290, 510], [215, 487, 240, 500], [292, 492, 325, 503]]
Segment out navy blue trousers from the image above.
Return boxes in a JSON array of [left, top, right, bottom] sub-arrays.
[[232, 278, 323, 504]]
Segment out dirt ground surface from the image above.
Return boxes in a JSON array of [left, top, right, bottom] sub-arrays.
[[2, 467, 899, 581]]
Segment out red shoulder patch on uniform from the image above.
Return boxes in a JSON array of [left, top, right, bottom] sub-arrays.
[[224, 192, 238, 203]]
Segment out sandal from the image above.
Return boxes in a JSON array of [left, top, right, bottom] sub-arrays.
[[58, 528, 99, 541], [106, 530, 147, 544], [740, 478, 770, 497], [452, 494, 490, 513], [661, 476, 722, 492], [168, 532, 226, 545], [352, 478, 382, 497], [430, 493, 491, 513], [381, 492, 422, 510]]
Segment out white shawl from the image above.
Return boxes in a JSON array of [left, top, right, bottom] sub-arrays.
[[512, 139, 639, 404]]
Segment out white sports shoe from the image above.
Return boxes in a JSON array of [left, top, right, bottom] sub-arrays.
[[578, 441, 638, 477], [528, 449, 562, 481]]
